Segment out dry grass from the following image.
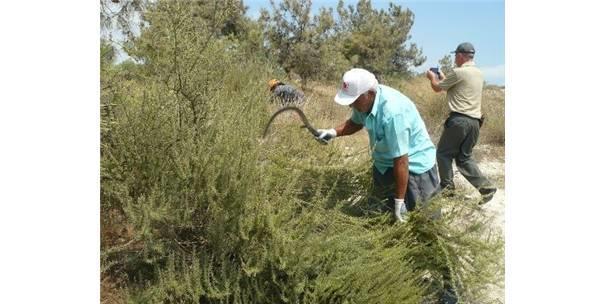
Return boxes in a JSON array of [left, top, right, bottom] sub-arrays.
[[296, 82, 372, 162], [101, 275, 126, 304], [479, 86, 506, 145]]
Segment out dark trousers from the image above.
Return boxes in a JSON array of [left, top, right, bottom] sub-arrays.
[[371, 164, 440, 212], [437, 113, 493, 191]]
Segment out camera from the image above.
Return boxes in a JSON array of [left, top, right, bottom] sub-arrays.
[[430, 67, 442, 80]]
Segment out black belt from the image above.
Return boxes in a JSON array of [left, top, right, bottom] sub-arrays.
[[449, 112, 481, 121], [449, 112, 485, 128]]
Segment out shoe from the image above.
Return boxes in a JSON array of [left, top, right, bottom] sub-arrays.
[[479, 188, 497, 205]]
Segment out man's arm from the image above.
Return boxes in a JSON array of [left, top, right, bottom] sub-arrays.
[[335, 119, 363, 137], [393, 155, 409, 200], [427, 69, 460, 93], [426, 70, 443, 93], [315, 119, 362, 142]]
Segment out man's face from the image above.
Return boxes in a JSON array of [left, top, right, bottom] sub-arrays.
[[349, 91, 374, 113], [454, 52, 464, 66], [455, 52, 473, 66]]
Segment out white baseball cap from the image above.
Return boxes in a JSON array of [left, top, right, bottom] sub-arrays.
[[334, 68, 378, 106]]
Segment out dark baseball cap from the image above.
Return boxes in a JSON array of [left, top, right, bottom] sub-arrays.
[[451, 42, 475, 54]]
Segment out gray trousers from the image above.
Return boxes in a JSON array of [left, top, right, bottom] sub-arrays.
[[437, 113, 492, 191], [371, 164, 440, 212]]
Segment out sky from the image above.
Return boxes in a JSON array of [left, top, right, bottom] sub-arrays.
[[245, 0, 505, 85]]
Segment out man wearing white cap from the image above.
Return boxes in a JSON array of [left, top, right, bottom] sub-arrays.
[[316, 68, 439, 222]]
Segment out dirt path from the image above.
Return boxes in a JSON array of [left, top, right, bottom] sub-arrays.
[[453, 158, 505, 229], [451, 144, 505, 303]]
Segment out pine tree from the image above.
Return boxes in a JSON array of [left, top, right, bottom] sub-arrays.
[[259, 0, 349, 85], [438, 54, 454, 74], [336, 0, 426, 77]]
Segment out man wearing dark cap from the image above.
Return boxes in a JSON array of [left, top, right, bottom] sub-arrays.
[[426, 42, 497, 205]]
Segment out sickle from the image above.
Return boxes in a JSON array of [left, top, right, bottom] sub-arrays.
[[263, 106, 328, 145]]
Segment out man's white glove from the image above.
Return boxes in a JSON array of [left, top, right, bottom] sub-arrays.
[[316, 128, 337, 143], [394, 198, 407, 223]]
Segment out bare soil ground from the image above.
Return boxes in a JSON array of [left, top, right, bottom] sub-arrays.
[[456, 144, 505, 228], [452, 144, 505, 303]]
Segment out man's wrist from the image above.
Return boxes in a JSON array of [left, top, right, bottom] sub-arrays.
[[394, 198, 406, 222], [394, 198, 406, 211], [328, 128, 337, 137]]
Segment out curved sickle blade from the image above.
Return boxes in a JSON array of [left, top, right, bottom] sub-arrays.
[[263, 106, 327, 144]]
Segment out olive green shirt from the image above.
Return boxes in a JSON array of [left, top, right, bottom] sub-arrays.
[[438, 61, 484, 119]]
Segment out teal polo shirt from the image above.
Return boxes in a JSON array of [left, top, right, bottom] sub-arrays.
[[351, 85, 436, 175]]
